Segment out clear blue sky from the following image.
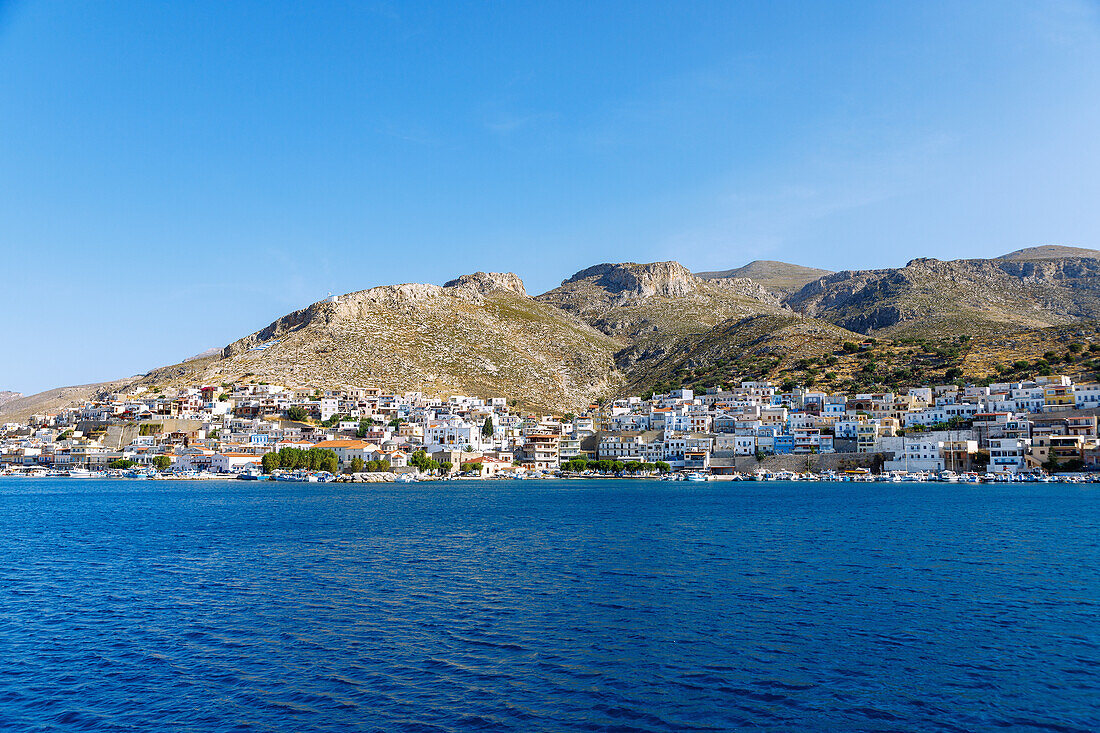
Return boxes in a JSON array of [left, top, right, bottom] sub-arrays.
[[3, 1, 1100, 394]]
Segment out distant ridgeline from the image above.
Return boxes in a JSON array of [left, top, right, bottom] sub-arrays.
[[7, 245, 1100, 415]]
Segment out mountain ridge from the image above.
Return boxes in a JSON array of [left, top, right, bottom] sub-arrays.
[[12, 245, 1100, 415]]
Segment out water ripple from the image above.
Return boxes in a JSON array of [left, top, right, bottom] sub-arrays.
[[0, 478, 1097, 731]]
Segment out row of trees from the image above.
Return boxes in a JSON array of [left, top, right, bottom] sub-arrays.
[[261, 447, 338, 474], [561, 458, 670, 474], [348, 457, 392, 473], [108, 456, 172, 471], [406, 449, 451, 475]]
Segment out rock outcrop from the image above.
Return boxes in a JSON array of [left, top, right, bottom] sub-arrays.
[[443, 271, 528, 298], [561, 261, 698, 298]]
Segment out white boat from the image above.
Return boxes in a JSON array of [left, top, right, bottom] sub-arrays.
[[67, 468, 94, 478], [685, 472, 708, 482]]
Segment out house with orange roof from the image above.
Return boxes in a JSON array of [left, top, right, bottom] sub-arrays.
[[461, 455, 511, 478], [311, 439, 379, 467], [212, 452, 263, 473]]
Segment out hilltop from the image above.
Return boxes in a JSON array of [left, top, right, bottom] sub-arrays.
[[996, 245, 1100, 261], [696, 260, 832, 293]]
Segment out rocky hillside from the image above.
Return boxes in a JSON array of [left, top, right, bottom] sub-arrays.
[[137, 273, 622, 413], [696, 260, 832, 294], [785, 256, 1100, 337], [0, 391, 22, 408]]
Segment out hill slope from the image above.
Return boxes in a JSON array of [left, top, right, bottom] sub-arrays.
[[624, 313, 864, 393], [0, 380, 135, 423]]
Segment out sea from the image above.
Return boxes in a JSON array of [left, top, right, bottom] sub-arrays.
[[0, 478, 1097, 732]]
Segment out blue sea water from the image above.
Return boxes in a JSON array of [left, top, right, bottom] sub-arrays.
[[0, 478, 1097, 732]]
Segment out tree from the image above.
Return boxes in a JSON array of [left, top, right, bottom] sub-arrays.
[[655, 461, 671, 473], [319, 451, 338, 474], [152, 456, 171, 471], [109, 459, 136, 469], [321, 413, 346, 428], [262, 452, 279, 474], [409, 449, 438, 473], [461, 461, 479, 474], [350, 456, 365, 474], [287, 406, 309, 422], [482, 416, 494, 438], [439, 460, 453, 474]]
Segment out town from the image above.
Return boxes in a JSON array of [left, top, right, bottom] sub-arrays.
[[3, 373, 1100, 483]]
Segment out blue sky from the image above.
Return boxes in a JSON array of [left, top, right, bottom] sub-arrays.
[[3, 1, 1100, 394]]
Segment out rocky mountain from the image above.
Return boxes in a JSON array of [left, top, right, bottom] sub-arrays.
[[696, 260, 833, 293], [0, 391, 22, 407], [536, 261, 790, 370], [136, 273, 622, 413]]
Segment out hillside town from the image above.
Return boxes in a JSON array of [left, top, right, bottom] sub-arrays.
[[4, 373, 1100, 482]]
